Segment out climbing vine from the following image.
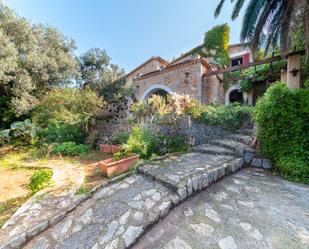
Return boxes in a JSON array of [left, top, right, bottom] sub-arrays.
[[187, 24, 230, 66], [223, 60, 286, 92]]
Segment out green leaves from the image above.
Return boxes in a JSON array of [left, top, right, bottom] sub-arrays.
[[0, 5, 77, 115], [0, 119, 37, 145], [202, 24, 230, 66], [52, 142, 91, 156], [254, 83, 309, 183], [27, 169, 53, 194]]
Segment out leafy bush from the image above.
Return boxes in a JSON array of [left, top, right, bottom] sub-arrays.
[[28, 169, 53, 193], [37, 122, 86, 144], [0, 129, 10, 145], [123, 126, 160, 159], [0, 119, 37, 145], [110, 132, 130, 145], [254, 83, 309, 183], [52, 142, 91, 156], [190, 103, 253, 130], [277, 156, 309, 184], [32, 88, 103, 145], [113, 150, 128, 161], [131, 94, 252, 130], [167, 136, 189, 153]]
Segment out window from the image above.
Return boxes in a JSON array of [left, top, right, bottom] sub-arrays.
[[231, 57, 243, 66]]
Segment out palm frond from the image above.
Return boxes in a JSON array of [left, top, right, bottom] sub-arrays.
[[231, 0, 246, 20], [251, 0, 282, 56], [240, 0, 267, 41], [280, 0, 297, 53], [214, 0, 227, 17]]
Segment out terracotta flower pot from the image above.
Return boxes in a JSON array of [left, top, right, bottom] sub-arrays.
[[111, 145, 122, 153], [99, 154, 140, 177], [100, 144, 112, 153], [100, 144, 122, 154]]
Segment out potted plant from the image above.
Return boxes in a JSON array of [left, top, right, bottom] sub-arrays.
[[100, 144, 112, 153], [99, 144, 122, 153], [99, 150, 140, 177]]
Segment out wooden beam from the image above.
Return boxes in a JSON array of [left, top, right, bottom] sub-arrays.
[[204, 49, 305, 77]]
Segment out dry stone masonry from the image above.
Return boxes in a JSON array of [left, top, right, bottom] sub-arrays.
[[1, 128, 272, 249]]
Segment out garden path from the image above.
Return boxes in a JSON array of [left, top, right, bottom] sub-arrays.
[[0, 161, 86, 248], [2, 130, 289, 249], [134, 167, 309, 249]]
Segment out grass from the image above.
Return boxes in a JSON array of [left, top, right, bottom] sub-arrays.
[[0, 146, 111, 226], [0, 196, 30, 228]]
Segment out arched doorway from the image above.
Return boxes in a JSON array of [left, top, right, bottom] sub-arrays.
[[140, 84, 173, 102], [225, 85, 244, 105], [229, 89, 244, 104], [147, 88, 169, 99]]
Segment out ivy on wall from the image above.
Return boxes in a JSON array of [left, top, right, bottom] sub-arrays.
[[184, 24, 230, 66]]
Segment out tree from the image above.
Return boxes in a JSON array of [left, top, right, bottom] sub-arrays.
[[78, 48, 132, 102], [0, 5, 78, 120], [214, 0, 309, 56]]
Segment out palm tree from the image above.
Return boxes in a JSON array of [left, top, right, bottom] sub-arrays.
[[215, 0, 309, 57]]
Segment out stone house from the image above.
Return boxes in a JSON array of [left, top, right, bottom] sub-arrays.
[[126, 43, 253, 105]]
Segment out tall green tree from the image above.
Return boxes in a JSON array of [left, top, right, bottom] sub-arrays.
[[215, 0, 309, 56], [78, 48, 131, 102], [0, 4, 78, 120]]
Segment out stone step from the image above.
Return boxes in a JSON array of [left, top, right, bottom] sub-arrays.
[[208, 139, 248, 156], [23, 175, 179, 249], [193, 144, 237, 156], [225, 134, 253, 145], [138, 152, 244, 201], [235, 128, 254, 136]]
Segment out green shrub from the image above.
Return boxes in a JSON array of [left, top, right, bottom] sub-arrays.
[[0, 129, 10, 145], [123, 126, 160, 159], [110, 131, 130, 145], [37, 122, 86, 144], [32, 88, 103, 145], [190, 103, 253, 130], [28, 169, 53, 193], [0, 119, 37, 145], [254, 83, 309, 183], [113, 150, 128, 161], [277, 156, 309, 184], [52, 142, 91, 156], [167, 136, 189, 153]]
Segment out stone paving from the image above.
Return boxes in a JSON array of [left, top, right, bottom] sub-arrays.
[[0, 162, 86, 249], [17, 151, 244, 249], [133, 168, 309, 249], [1, 131, 283, 249], [138, 153, 243, 201], [23, 175, 178, 249]]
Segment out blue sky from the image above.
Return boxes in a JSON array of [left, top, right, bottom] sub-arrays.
[[5, 0, 246, 72]]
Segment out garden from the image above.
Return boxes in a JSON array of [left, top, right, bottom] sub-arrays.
[[1, 2, 309, 232]]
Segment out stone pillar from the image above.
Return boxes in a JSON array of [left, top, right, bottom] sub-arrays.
[[243, 90, 253, 105], [287, 54, 301, 89], [280, 69, 287, 84]]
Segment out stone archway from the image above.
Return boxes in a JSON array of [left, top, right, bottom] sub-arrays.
[[225, 85, 243, 105], [140, 84, 173, 102]]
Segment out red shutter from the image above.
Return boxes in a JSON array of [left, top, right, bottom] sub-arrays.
[[243, 53, 250, 65]]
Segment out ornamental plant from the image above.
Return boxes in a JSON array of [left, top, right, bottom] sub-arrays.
[[254, 83, 309, 183]]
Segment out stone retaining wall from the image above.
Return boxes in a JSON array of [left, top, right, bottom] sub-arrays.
[[93, 114, 252, 148]]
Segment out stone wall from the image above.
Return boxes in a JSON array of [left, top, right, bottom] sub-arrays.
[[153, 115, 229, 146], [91, 98, 133, 145], [93, 114, 252, 148], [132, 61, 203, 103], [127, 58, 166, 79]]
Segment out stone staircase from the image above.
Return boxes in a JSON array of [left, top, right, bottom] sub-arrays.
[[8, 129, 273, 249], [137, 130, 254, 202]]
